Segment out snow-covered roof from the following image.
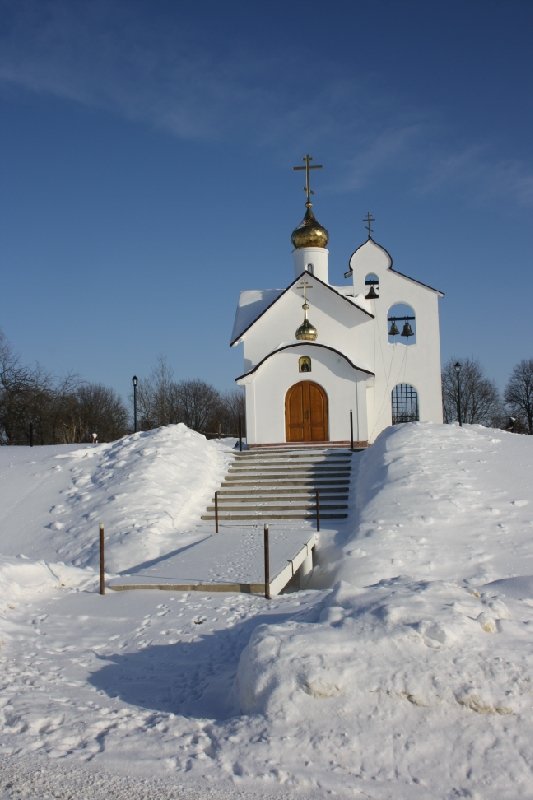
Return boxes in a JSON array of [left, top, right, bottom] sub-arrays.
[[230, 288, 283, 346], [230, 271, 373, 346], [235, 342, 375, 381]]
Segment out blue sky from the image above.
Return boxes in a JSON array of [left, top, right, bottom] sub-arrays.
[[1, 0, 532, 405]]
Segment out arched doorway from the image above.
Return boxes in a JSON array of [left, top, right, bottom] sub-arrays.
[[285, 381, 329, 442]]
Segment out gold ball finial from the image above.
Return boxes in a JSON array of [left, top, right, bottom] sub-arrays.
[[291, 202, 329, 250], [295, 300, 318, 341], [295, 318, 318, 341]]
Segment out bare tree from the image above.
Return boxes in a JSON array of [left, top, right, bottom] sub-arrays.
[[0, 330, 54, 444], [442, 358, 502, 426], [71, 383, 129, 442], [136, 358, 181, 429], [134, 357, 245, 436], [0, 329, 128, 444], [218, 388, 245, 436], [505, 359, 533, 434], [175, 379, 222, 433]]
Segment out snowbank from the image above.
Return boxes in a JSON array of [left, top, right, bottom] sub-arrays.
[[1, 423, 532, 799], [0, 424, 234, 573], [236, 424, 533, 798]]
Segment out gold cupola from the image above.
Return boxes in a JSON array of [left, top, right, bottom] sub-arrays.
[[295, 298, 318, 341], [291, 201, 329, 250]]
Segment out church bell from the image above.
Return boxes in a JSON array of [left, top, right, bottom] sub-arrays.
[[401, 321, 414, 338], [388, 320, 399, 336], [365, 284, 378, 300]]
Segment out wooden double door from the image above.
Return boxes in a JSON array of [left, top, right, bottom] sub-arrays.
[[285, 381, 329, 442]]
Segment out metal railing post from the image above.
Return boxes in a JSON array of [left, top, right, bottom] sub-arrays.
[[350, 410, 354, 451], [99, 523, 105, 595], [316, 489, 320, 532], [215, 491, 219, 534], [264, 524, 271, 599]]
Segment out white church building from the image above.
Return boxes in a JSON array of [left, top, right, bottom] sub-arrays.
[[231, 156, 444, 447]]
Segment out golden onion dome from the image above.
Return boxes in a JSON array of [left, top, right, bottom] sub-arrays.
[[295, 301, 318, 341], [291, 202, 329, 250]]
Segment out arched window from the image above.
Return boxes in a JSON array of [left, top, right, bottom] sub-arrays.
[[365, 272, 379, 299], [392, 384, 419, 424], [388, 302, 416, 345], [299, 356, 311, 373]]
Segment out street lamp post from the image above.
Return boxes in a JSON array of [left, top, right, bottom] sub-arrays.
[[454, 362, 462, 427], [132, 375, 138, 433]]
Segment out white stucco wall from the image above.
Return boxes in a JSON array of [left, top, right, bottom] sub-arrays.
[[238, 343, 370, 445], [240, 277, 372, 374], [349, 240, 443, 440]]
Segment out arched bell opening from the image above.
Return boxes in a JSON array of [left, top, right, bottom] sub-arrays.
[[364, 272, 379, 299], [391, 383, 419, 424], [388, 302, 416, 344]]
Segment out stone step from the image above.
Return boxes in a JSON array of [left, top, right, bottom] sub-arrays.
[[201, 512, 348, 521], [200, 446, 354, 525], [214, 489, 349, 497], [222, 475, 350, 483], [235, 448, 352, 456], [234, 454, 352, 463], [205, 503, 347, 512], [228, 465, 351, 473], [226, 470, 351, 481], [228, 471, 351, 478]]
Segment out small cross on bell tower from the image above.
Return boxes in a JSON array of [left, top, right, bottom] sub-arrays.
[[363, 211, 375, 238]]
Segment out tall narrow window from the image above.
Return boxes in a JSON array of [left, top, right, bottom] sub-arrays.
[[391, 384, 419, 424]]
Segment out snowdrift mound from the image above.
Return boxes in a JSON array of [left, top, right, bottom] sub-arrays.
[[236, 424, 533, 796], [0, 425, 234, 573], [0, 556, 95, 640]]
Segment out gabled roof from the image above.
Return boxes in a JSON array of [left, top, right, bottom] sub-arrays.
[[389, 266, 444, 296], [235, 342, 375, 381], [230, 271, 374, 347], [348, 236, 393, 270], [347, 237, 444, 296]]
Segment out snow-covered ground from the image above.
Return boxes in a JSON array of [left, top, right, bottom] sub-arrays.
[[0, 423, 532, 799]]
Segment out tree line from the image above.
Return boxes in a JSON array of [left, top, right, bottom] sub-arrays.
[[442, 357, 533, 434], [135, 358, 244, 437], [1, 326, 532, 445], [0, 331, 243, 445]]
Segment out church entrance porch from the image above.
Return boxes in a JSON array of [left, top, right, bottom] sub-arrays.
[[285, 380, 329, 442]]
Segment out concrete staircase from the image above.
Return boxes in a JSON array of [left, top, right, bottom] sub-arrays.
[[201, 446, 357, 522]]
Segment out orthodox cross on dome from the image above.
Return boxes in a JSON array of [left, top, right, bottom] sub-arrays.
[[363, 211, 375, 237], [296, 279, 313, 306], [293, 154, 323, 205], [295, 279, 317, 341]]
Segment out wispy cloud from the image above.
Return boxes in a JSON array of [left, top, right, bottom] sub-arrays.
[[0, 0, 273, 140], [333, 123, 428, 192], [415, 143, 533, 208], [2, 0, 533, 210]]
